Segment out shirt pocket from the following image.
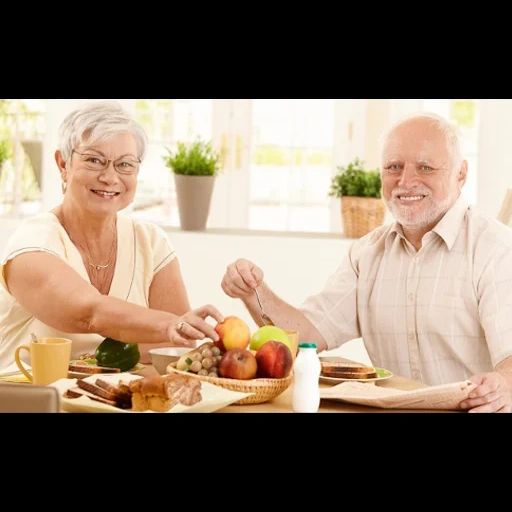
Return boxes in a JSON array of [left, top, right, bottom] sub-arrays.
[[425, 295, 481, 338]]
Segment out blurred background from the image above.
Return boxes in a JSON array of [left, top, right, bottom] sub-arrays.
[[0, 98, 507, 364]]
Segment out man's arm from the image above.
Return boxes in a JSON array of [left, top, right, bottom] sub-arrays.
[[241, 282, 329, 351], [221, 258, 331, 351], [496, 356, 512, 393]]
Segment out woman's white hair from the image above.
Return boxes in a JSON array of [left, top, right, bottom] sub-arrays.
[[58, 100, 148, 162], [378, 111, 464, 168]]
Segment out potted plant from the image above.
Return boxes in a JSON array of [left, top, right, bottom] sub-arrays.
[[0, 139, 10, 179], [328, 157, 386, 238], [163, 137, 223, 231]]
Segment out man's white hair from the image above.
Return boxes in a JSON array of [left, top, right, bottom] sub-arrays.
[[378, 111, 464, 168]]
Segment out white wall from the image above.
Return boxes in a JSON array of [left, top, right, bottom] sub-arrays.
[[0, 218, 372, 365], [476, 99, 512, 217]]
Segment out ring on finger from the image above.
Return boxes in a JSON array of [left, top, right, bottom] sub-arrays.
[[178, 321, 186, 333]]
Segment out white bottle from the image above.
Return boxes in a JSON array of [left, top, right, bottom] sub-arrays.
[[292, 342, 321, 413]]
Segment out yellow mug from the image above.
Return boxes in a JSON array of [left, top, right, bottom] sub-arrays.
[[284, 329, 299, 360], [15, 337, 72, 385]]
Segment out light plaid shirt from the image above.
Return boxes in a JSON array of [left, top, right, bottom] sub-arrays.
[[301, 194, 512, 386]]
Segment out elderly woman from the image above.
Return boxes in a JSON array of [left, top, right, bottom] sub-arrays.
[[0, 100, 222, 370]]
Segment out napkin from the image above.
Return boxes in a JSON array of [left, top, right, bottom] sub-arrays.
[[0, 361, 31, 377], [0, 361, 32, 383], [0, 374, 31, 383], [320, 379, 477, 411]]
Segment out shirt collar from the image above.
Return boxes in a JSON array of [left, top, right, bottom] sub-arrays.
[[385, 193, 470, 251], [432, 194, 469, 250]]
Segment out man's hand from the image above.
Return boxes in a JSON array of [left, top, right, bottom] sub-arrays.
[[221, 258, 264, 299], [459, 372, 512, 413]]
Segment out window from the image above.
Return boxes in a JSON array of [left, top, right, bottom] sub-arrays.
[[131, 99, 213, 225], [1, 99, 481, 233], [248, 99, 335, 232], [422, 99, 479, 205], [0, 99, 45, 217]]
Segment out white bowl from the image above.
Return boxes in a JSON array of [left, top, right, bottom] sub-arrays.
[[149, 347, 191, 375]]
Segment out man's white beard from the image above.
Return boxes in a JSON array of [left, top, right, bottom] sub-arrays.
[[385, 194, 454, 229]]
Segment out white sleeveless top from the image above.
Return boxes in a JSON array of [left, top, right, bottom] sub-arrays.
[[0, 212, 176, 370]]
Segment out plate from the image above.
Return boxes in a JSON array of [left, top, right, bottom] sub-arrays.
[[51, 373, 253, 413], [67, 363, 146, 380], [319, 367, 393, 384]]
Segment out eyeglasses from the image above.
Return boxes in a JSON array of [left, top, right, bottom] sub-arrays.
[[72, 150, 141, 176]]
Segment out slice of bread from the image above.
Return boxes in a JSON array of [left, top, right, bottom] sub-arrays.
[[76, 378, 128, 407], [69, 363, 121, 374], [320, 360, 377, 379], [95, 378, 132, 405], [322, 370, 378, 379], [64, 387, 120, 407]]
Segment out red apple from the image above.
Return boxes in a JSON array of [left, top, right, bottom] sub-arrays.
[[218, 349, 258, 380], [214, 316, 251, 352], [255, 340, 293, 379]]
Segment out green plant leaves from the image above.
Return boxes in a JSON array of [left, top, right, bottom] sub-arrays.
[[0, 139, 11, 166], [162, 138, 222, 177], [328, 157, 381, 198]]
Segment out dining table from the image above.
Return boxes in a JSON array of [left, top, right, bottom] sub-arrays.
[[136, 359, 462, 413]]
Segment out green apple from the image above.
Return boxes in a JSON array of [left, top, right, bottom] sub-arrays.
[[250, 325, 292, 352]]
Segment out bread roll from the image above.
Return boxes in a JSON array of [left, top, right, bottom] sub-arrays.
[[129, 374, 202, 412]]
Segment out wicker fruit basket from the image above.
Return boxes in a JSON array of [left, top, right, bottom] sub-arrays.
[[166, 365, 294, 405], [341, 196, 386, 238]]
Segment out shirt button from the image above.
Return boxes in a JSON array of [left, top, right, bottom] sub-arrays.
[[413, 257, 419, 263], [408, 332, 415, 340], [408, 293, 414, 302]]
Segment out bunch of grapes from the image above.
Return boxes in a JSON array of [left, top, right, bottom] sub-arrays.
[[175, 345, 223, 378]]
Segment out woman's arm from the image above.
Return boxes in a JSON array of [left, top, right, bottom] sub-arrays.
[[149, 258, 191, 314], [4, 252, 222, 345], [139, 258, 193, 361]]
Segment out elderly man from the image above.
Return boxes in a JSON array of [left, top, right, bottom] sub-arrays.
[[221, 112, 512, 413]]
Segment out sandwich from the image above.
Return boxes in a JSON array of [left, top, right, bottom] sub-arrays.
[[320, 360, 378, 379]]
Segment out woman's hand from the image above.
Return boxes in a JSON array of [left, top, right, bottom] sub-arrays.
[[221, 258, 264, 299], [169, 304, 224, 347]]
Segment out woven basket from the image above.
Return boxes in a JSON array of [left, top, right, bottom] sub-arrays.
[[341, 196, 386, 238], [167, 366, 294, 405]]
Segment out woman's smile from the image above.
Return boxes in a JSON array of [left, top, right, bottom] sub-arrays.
[[90, 189, 120, 199]]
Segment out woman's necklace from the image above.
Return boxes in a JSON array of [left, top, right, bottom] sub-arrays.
[[86, 238, 117, 295], [84, 234, 116, 272], [64, 225, 117, 271], [83, 234, 117, 272], [60, 216, 117, 293]]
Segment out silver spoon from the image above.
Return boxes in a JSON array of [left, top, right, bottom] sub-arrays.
[[30, 333, 38, 343], [254, 288, 275, 326]]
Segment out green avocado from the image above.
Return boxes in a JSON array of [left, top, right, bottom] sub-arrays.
[[95, 338, 141, 372]]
